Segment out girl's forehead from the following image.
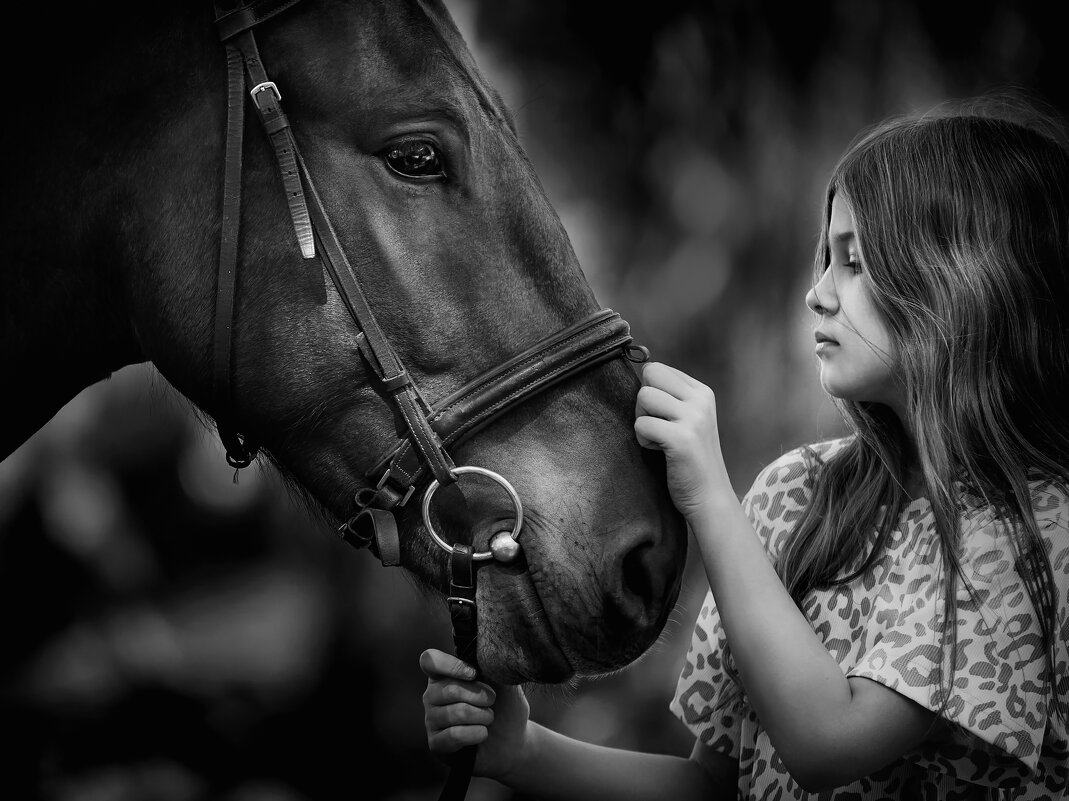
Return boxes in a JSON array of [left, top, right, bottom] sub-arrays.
[[828, 196, 857, 244]]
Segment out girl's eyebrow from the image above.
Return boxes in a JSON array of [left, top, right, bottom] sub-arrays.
[[831, 231, 856, 246]]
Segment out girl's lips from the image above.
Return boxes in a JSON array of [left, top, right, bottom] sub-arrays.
[[814, 332, 839, 356]]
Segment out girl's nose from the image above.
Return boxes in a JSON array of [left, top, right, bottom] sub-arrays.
[[806, 269, 838, 315]]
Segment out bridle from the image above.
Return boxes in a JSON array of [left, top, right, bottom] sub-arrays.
[[210, 1, 648, 797]]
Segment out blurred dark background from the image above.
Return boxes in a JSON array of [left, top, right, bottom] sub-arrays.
[[3, 1, 1068, 799]]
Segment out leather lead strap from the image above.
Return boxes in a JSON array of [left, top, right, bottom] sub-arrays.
[[439, 544, 479, 801], [448, 545, 478, 664]]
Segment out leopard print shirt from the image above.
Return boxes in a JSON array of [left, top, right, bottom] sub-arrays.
[[670, 437, 1069, 800]]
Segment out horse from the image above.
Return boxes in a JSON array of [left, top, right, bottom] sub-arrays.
[[1, 0, 687, 689]]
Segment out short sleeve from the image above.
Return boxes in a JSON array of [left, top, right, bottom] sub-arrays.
[[669, 588, 745, 757], [847, 505, 1051, 784], [739, 438, 850, 556]]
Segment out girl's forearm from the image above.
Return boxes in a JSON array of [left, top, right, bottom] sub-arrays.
[[501, 721, 729, 801], [688, 494, 858, 778]]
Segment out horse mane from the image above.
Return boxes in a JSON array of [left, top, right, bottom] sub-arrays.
[[7, 2, 208, 84]]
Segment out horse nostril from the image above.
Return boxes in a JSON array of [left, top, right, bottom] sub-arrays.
[[604, 536, 675, 640], [594, 522, 685, 666], [622, 541, 656, 607]]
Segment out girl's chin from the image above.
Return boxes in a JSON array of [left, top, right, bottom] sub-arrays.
[[819, 375, 864, 403], [820, 381, 901, 413], [818, 372, 847, 399]]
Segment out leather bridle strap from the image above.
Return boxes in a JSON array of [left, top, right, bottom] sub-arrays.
[[206, 7, 648, 801], [293, 144, 458, 490], [339, 310, 645, 565], [358, 310, 637, 509], [211, 1, 644, 518], [215, 0, 303, 39], [226, 30, 315, 259], [213, 0, 314, 468], [211, 1, 455, 489], [209, 1, 650, 566], [213, 32, 258, 468]]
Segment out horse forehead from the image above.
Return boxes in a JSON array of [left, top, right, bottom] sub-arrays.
[[273, 0, 507, 124]]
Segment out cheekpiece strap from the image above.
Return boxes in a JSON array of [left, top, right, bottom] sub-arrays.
[[213, 36, 259, 469], [224, 28, 315, 259]]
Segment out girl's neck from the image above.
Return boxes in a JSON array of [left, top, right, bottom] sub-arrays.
[[885, 402, 924, 499], [902, 463, 926, 501]]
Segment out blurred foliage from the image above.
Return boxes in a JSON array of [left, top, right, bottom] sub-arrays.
[[2, 0, 1068, 799]]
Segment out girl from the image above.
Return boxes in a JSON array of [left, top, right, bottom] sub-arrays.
[[420, 97, 1069, 799]]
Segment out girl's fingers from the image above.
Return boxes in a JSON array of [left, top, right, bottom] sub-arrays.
[[428, 725, 489, 753], [424, 679, 497, 708], [426, 701, 495, 731], [641, 361, 710, 398], [635, 379, 715, 451], [419, 648, 477, 680], [635, 384, 686, 421], [634, 414, 675, 450]]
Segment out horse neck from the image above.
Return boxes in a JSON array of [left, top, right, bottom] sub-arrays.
[[0, 256, 145, 460], [1, 4, 214, 460], [2, 119, 145, 460]]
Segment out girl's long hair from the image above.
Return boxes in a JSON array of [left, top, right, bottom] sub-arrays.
[[774, 96, 1069, 722]]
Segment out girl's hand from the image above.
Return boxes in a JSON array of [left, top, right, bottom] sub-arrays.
[[634, 361, 733, 521], [420, 648, 531, 782]]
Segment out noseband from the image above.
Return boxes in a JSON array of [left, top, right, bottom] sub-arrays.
[[210, 2, 648, 796]]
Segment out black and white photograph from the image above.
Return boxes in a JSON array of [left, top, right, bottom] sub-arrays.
[[2, 1, 1067, 799]]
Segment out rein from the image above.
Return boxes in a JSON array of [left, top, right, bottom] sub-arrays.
[[209, 3, 649, 798]]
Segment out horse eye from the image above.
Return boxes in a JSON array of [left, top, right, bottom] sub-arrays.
[[383, 139, 445, 180]]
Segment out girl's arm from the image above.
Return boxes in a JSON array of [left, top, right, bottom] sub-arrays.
[[635, 362, 937, 792], [420, 649, 735, 801], [507, 722, 733, 801]]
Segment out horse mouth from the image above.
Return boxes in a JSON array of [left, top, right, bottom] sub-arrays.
[[476, 555, 575, 684]]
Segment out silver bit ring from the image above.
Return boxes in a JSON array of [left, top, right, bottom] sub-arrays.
[[421, 466, 524, 562]]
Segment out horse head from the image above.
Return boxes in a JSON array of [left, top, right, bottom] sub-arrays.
[[2, 0, 687, 684]]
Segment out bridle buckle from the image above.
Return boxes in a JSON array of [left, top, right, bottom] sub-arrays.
[[249, 80, 281, 105], [375, 469, 416, 507]]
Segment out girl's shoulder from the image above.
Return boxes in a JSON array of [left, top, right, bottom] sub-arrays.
[[981, 479, 1069, 568], [741, 436, 853, 553], [744, 435, 853, 500], [958, 475, 1069, 540], [1026, 477, 1069, 524]]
